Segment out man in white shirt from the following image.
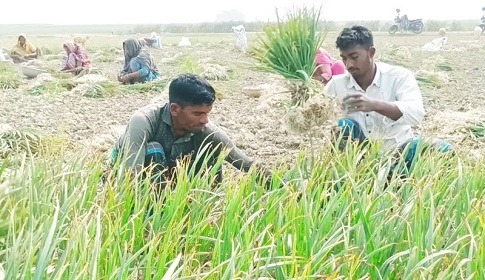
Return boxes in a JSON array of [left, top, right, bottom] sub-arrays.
[[325, 25, 452, 173]]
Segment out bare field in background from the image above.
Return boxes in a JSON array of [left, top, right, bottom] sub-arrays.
[[2, 31, 485, 165]]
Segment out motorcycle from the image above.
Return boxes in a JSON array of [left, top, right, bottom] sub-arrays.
[[388, 16, 424, 34], [478, 16, 485, 33]]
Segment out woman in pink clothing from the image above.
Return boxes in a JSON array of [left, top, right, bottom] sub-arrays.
[[313, 48, 346, 84]]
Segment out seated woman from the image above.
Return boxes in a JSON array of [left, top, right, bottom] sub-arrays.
[[10, 34, 41, 63], [313, 48, 346, 84], [61, 41, 91, 75], [118, 39, 160, 84]]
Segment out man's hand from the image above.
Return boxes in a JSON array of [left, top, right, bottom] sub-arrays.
[[343, 94, 377, 113], [343, 93, 404, 121], [120, 75, 130, 84]]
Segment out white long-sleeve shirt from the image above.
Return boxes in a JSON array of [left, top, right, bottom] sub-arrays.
[[325, 62, 425, 151]]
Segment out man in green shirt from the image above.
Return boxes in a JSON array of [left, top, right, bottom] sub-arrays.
[[114, 73, 266, 184]]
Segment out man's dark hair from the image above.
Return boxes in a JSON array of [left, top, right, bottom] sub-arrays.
[[169, 73, 216, 106], [335, 25, 374, 50]]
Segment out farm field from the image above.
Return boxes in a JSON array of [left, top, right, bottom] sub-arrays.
[[1, 30, 485, 279]]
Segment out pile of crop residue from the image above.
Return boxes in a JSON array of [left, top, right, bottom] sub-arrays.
[[424, 109, 485, 142], [0, 125, 44, 158], [74, 74, 108, 84], [202, 64, 229, 81], [27, 74, 76, 96], [379, 44, 413, 66], [23, 58, 60, 72], [70, 74, 119, 98], [286, 93, 341, 136], [415, 69, 451, 89]]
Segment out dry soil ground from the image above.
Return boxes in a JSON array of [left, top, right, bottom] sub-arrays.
[[1, 31, 485, 167]]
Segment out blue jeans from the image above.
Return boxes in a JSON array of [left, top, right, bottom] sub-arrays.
[[337, 118, 452, 175]]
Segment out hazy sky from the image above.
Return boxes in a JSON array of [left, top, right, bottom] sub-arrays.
[[1, 0, 483, 24]]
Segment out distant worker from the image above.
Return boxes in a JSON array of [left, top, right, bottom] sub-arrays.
[[118, 39, 160, 84], [61, 41, 91, 75], [10, 34, 41, 63], [396, 9, 409, 31]]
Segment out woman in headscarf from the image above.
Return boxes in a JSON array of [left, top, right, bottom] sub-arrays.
[[313, 48, 346, 84], [61, 41, 91, 75], [118, 38, 160, 84], [10, 33, 40, 63]]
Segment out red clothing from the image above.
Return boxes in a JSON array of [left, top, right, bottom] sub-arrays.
[[63, 42, 91, 69]]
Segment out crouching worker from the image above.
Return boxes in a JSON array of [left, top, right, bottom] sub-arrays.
[[10, 33, 41, 63], [325, 26, 453, 177], [118, 38, 160, 84], [113, 73, 272, 188], [61, 41, 91, 75]]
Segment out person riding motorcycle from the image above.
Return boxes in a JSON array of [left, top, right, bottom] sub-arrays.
[[396, 9, 410, 31]]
